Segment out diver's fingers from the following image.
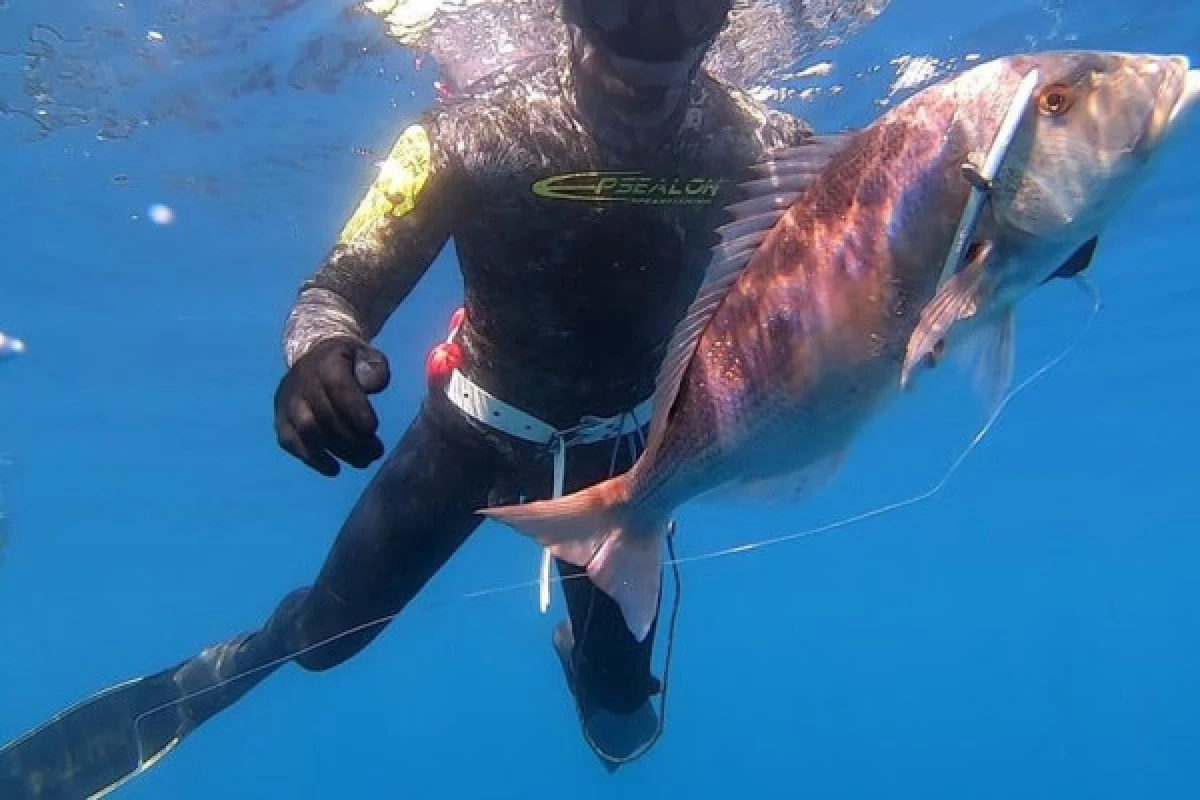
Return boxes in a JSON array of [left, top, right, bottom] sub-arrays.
[[321, 395, 384, 468], [278, 402, 340, 477], [309, 386, 382, 470], [338, 430, 385, 469], [324, 424, 384, 470], [323, 360, 381, 439], [278, 423, 340, 477], [353, 345, 391, 395], [320, 361, 385, 468]]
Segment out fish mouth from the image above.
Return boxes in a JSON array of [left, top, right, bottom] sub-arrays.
[[1143, 55, 1200, 148], [1169, 61, 1200, 124]]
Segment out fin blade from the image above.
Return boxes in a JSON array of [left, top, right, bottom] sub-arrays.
[[643, 134, 852, 456], [587, 532, 664, 643], [0, 674, 184, 800], [952, 308, 1016, 416]]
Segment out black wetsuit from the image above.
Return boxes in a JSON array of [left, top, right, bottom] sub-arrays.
[[0, 45, 811, 798]]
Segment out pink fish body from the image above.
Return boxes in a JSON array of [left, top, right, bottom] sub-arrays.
[[482, 51, 1200, 640]]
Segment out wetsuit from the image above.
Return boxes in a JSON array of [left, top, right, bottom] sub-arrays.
[[0, 36, 812, 800]]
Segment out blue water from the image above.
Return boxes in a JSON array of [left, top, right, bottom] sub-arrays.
[[2, 1, 1200, 798]]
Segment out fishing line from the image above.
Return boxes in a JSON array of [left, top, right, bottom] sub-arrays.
[[129, 278, 1101, 757], [669, 276, 1102, 568]]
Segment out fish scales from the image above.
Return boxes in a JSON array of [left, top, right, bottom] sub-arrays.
[[481, 51, 1200, 642], [634, 98, 974, 506]]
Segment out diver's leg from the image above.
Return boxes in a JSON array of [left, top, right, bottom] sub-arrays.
[[545, 439, 666, 770], [0, 394, 500, 799], [278, 391, 501, 672], [553, 561, 663, 770]]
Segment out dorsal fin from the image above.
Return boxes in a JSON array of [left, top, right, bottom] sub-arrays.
[[746, 136, 855, 176], [640, 133, 856, 455], [721, 134, 854, 219]]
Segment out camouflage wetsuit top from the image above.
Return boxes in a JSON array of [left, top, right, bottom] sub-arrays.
[[283, 44, 813, 430]]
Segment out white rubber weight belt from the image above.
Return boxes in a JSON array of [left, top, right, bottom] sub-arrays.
[[444, 368, 653, 613]]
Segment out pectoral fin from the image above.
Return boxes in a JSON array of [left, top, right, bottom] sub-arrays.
[[901, 245, 992, 389], [952, 308, 1016, 417]]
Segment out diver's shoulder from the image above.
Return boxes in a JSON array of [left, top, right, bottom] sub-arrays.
[[698, 70, 813, 147], [419, 55, 566, 151], [431, 55, 560, 121]]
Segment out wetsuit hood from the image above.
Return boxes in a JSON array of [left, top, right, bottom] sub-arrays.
[[562, 0, 734, 144]]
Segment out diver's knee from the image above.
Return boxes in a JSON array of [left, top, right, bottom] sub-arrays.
[[260, 588, 311, 647], [268, 582, 392, 673], [291, 630, 373, 672], [272, 588, 312, 623], [258, 587, 346, 672]]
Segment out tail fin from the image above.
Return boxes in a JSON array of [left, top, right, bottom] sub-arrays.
[[480, 475, 665, 642], [481, 474, 633, 548], [584, 533, 663, 643]]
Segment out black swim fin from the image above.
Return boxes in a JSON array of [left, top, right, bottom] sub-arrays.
[[0, 633, 274, 799], [552, 621, 662, 773], [0, 669, 193, 799]]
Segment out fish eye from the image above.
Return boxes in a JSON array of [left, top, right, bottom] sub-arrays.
[[1037, 83, 1074, 116]]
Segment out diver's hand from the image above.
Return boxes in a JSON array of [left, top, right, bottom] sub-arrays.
[[274, 337, 391, 477]]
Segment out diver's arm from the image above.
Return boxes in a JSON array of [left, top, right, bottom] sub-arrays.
[[283, 120, 462, 367], [275, 118, 464, 477]]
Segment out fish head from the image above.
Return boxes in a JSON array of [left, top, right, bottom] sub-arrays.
[[900, 53, 1198, 404], [984, 51, 1199, 255]]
